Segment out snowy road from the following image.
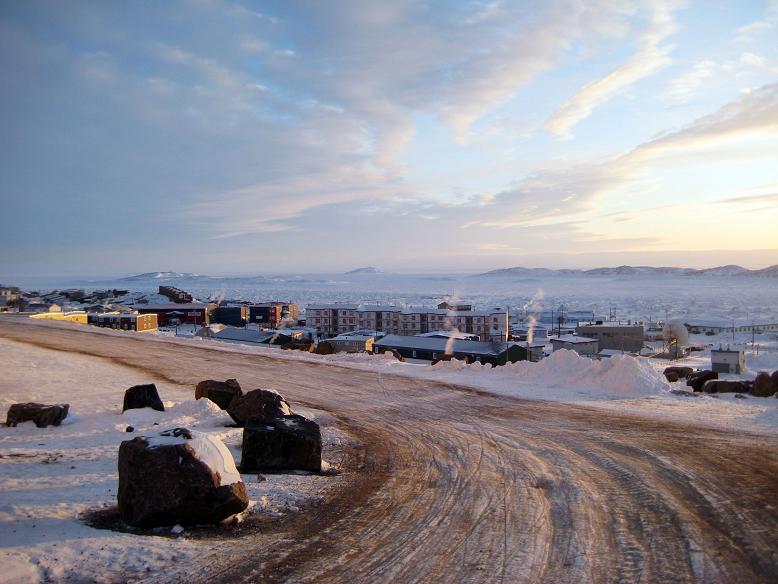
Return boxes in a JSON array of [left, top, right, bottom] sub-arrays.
[[2, 319, 777, 584]]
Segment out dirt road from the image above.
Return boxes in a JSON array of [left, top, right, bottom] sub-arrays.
[[2, 319, 777, 584]]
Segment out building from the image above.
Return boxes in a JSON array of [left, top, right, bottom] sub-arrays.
[[135, 303, 215, 326], [575, 321, 645, 353], [158, 286, 193, 303], [684, 320, 778, 335], [305, 303, 509, 341], [326, 333, 376, 353], [211, 305, 249, 327], [711, 345, 745, 374], [248, 302, 299, 327], [211, 328, 294, 346], [373, 335, 529, 365], [30, 311, 88, 324], [91, 313, 158, 332], [550, 335, 599, 356]]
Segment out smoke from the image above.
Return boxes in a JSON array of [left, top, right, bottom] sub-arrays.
[[210, 288, 226, 305], [522, 289, 545, 346], [443, 291, 462, 355]]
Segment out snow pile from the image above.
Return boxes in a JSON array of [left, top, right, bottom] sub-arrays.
[[427, 349, 669, 397], [147, 429, 242, 486], [166, 398, 233, 429]]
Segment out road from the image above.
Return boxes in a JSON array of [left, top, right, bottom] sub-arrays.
[[1, 318, 777, 584]]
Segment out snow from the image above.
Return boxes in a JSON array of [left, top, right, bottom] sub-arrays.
[[146, 428, 242, 486], [0, 337, 347, 583]]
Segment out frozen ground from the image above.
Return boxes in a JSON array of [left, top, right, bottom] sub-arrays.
[[1, 318, 777, 583], [0, 337, 350, 584]]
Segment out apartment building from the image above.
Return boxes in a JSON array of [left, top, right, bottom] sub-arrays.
[[305, 303, 509, 341]]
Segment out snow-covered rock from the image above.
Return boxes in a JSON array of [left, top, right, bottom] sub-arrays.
[[117, 427, 247, 527]]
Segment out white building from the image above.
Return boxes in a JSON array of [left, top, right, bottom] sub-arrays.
[[305, 303, 509, 342], [550, 335, 599, 356], [685, 320, 778, 335], [711, 345, 745, 374]]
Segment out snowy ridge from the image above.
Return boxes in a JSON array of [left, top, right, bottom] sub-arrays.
[[477, 264, 778, 278]]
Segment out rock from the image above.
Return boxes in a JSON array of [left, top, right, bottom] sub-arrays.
[[126, 426, 135, 433], [702, 380, 751, 394], [195, 379, 243, 410], [315, 341, 335, 355], [664, 366, 693, 382], [753, 372, 777, 397], [241, 414, 321, 473], [686, 370, 718, 392], [669, 389, 699, 397], [227, 389, 292, 427], [6, 403, 69, 428], [117, 427, 248, 528], [734, 393, 747, 399], [123, 384, 164, 412]]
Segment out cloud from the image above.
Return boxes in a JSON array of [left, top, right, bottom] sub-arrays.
[[544, 0, 679, 138], [663, 60, 717, 103]]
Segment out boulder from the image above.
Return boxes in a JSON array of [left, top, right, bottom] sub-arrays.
[[123, 384, 164, 412], [227, 388, 292, 427], [118, 427, 248, 528], [315, 341, 335, 355], [753, 372, 777, 397], [195, 379, 243, 410], [686, 370, 718, 392], [241, 414, 321, 473], [702, 380, 751, 394], [663, 366, 693, 382], [6, 403, 69, 427]]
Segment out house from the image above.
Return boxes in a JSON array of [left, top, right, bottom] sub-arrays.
[[306, 303, 509, 342], [711, 345, 745, 374], [326, 333, 376, 353], [211, 305, 249, 327], [91, 313, 158, 332], [373, 335, 529, 366], [598, 348, 625, 358], [575, 321, 645, 353], [550, 335, 599, 356], [211, 328, 293, 346], [134, 303, 215, 326]]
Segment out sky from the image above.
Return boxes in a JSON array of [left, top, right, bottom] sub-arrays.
[[1, 0, 777, 277]]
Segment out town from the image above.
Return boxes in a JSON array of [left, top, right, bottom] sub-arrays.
[[3, 282, 777, 397]]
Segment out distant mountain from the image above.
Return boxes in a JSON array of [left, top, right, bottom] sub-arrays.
[[120, 271, 204, 281], [346, 267, 381, 274], [477, 264, 778, 278], [687, 264, 750, 277], [753, 264, 778, 277]]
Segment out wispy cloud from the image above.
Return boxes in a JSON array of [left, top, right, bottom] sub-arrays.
[[544, 0, 679, 138]]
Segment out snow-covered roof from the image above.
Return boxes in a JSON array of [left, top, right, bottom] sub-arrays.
[[552, 335, 597, 344], [375, 334, 509, 356]]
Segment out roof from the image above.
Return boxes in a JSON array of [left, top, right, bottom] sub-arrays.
[[552, 335, 597, 344], [374, 335, 510, 356], [135, 303, 213, 310], [598, 349, 624, 356], [331, 333, 375, 341], [577, 321, 644, 329], [212, 328, 290, 343], [711, 345, 745, 354]]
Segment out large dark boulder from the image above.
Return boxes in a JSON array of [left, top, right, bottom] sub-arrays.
[[118, 427, 248, 528], [702, 380, 751, 394], [195, 379, 243, 410], [241, 414, 321, 473], [227, 388, 292, 427], [663, 366, 694, 382], [687, 370, 718, 392], [123, 384, 164, 412], [753, 372, 777, 397], [315, 341, 335, 355], [6, 403, 69, 427]]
